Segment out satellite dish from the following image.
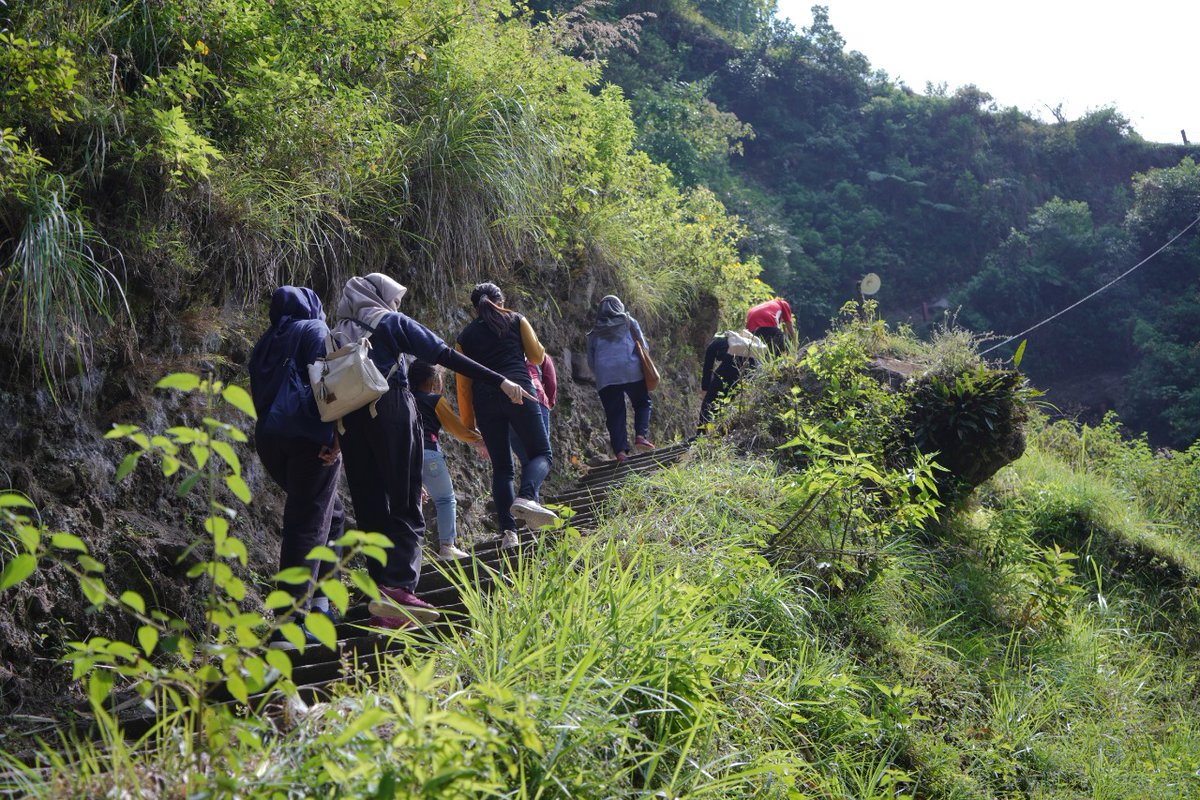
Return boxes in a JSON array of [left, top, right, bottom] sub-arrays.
[[860, 273, 881, 296]]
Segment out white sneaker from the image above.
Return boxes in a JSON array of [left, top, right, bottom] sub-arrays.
[[500, 530, 520, 549], [438, 543, 470, 560], [510, 497, 558, 529]]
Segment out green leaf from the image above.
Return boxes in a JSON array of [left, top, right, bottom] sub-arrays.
[[204, 515, 230, 539], [190, 444, 209, 471], [225, 577, 247, 602], [156, 373, 201, 391], [320, 579, 350, 615], [1013, 339, 1027, 370], [306, 612, 337, 651], [235, 624, 259, 648], [104, 424, 141, 439], [50, 532, 88, 553], [177, 471, 202, 497], [265, 590, 297, 610], [88, 670, 114, 710], [114, 452, 140, 481], [280, 623, 307, 651], [334, 707, 388, 746], [120, 591, 146, 614], [225, 672, 249, 705], [220, 537, 248, 566], [80, 577, 107, 606], [77, 554, 105, 574], [221, 384, 257, 420], [150, 435, 178, 453], [265, 648, 293, 680], [304, 545, 338, 563], [362, 545, 388, 566], [137, 625, 158, 656], [225, 475, 252, 504], [0, 493, 34, 509], [243, 654, 266, 690], [14, 523, 40, 553], [274, 566, 312, 585], [422, 769, 477, 794], [211, 441, 241, 475], [0, 554, 37, 591], [166, 426, 200, 443], [350, 569, 379, 600]]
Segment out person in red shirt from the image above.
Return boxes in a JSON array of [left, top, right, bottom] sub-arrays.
[[745, 297, 794, 354]]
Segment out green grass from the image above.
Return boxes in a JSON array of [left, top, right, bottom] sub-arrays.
[[6, 435, 1200, 798]]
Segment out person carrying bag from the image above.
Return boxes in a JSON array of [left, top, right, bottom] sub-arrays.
[[329, 273, 527, 631], [586, 294, 655, 463], [248, 286, 346, 649]]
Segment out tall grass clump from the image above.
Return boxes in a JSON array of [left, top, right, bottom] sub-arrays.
[[0, 174, 129, 395], [403, 81, 561, 299]]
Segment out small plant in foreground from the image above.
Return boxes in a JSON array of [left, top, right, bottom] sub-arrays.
[[0, 372, 388, 748]]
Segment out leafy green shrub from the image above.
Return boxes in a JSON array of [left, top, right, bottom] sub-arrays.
[[907, 364, 1031, 498], [0, 34, 81, 131], [1034, 413, 1200, 536], [0, 372, 387, 751]]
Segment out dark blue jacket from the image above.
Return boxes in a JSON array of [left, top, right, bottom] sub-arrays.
[[248, 287, 332, 437]]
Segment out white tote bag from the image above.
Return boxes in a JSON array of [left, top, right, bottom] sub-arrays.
[[307, 337, 391, 426]]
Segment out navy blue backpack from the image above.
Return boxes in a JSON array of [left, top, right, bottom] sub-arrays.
[[260, 338, 333, 444]]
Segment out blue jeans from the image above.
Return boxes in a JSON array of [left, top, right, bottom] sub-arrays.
[[510, 403, 552, 499], [421, 447, 457, 545], [598, 380, 652, 455], [474, 385, 553, 531]]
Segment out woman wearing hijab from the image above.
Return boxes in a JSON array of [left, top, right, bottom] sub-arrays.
[[331, 273, 527, 629], [248, 286, 346, 648], [586, 295, 654, 462], [455, 282, 557, 549]]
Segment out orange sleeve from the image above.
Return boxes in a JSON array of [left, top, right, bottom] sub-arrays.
[[436, 397, 482, 444], [454, 343, 476, 430], [519, 317, 545, 365]]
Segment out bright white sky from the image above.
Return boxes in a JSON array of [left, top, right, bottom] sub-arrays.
[[775, 1, 1199, 144]]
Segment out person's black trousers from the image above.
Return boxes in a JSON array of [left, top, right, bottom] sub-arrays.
[[475, 383, 553, 530], [339, 387, 425, 591], [255, 431, 346, 604], [598, 379, 652, 455]]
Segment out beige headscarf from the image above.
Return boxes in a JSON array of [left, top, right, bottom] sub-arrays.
[[331, 273, 407, 345]]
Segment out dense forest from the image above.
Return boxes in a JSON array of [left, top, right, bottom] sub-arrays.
[[532, 0, 1200, 446], [4, 1, 1200, 797]]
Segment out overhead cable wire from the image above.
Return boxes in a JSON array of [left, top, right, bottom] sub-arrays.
[[980, 213, 1200, 356]]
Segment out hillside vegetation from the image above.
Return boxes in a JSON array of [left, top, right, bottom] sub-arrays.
[[0, 0, 768, 700], [4, 314, 1200, 798], [4, 1, 1200, 797], [534, 0, 1200, 446]]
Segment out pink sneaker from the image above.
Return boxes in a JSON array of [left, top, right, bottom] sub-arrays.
[[368, 586, 441, 625], [634, 436, 655, 452], [615, 451, 629, 464], [368, 615, 414, 631]]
